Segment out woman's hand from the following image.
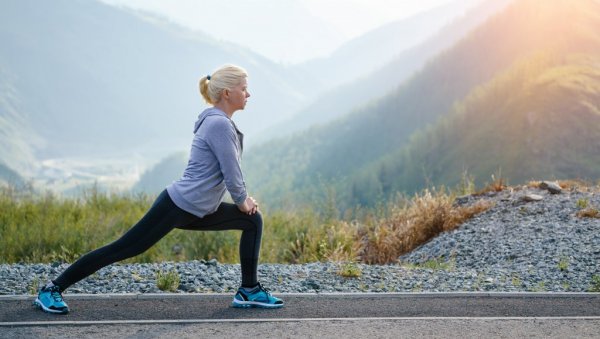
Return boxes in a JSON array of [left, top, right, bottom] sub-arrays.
[[238, 196, 259, 215]]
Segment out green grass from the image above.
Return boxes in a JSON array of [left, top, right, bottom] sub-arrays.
[[511, 276, 522, 288], [557, 257, 569, 272], [156, 269, 180, 292], [28, 276, 41, 295], [589, 275, 600, 292], [0, 182, 496, 265], [576, 198, 589, 209], [337, 262, 362, 278]]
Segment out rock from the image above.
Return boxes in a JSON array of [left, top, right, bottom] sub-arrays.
[[454, 195, 470, 206], [521, 194, 544, 202], [302, 278, 320, 290], [172, 244, 183, 255], [540, 181, 562, 194], [178, 283, 195, 292]]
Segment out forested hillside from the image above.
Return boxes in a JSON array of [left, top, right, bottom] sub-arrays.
[[131, 152, 188, 193], [352, 54, 600, 204], [246, 0, 600, 210]]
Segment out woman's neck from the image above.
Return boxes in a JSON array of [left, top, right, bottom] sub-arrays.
[[214, 102, 234, 118]]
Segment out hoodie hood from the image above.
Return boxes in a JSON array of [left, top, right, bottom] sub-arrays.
[[193, 107, 229, 134]]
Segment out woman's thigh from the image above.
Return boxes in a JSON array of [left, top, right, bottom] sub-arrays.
[[177, 203, 262, 231]]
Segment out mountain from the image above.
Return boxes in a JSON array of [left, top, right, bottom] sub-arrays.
[[0, 163, 24, 187], [0, 66, 40, 174], [0, 0, 310, 177], [258, 0, 512, 142], [353, 53, 600, 203], [131, 151, 187, 194], [128, 0, 508, 193], [245, 0, 600, 209], [292, 0, 485, 92]]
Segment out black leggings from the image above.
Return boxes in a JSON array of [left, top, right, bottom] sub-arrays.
[[53, 190, 263, 290]]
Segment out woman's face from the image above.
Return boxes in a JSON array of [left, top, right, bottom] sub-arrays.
[[227, 78, 250, 111]]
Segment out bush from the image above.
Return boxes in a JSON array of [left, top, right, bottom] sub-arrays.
[[156, 269, 180, 292], [357, 188, 493, 264]]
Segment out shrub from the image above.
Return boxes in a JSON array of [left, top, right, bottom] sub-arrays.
[[156, 269, 180, 292], [357, 188, 493, 264], [576, 198, 589, 209], [337, 262, 362, 278], [589, 275, 600, 292], [477, 170, 507, 194]]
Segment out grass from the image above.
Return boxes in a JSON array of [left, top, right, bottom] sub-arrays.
[[28, 276, 41, 295], [557, 257, 569, 272], [511, 276, 522, 288], [156, 269, 180, 292], [576, 198, 589, 209], [337, 262, 362, 278], [577, 207, 600, 218], [1, 181, 494, 265], [402, 257, 456, 271], [357, 188, 493, 264], [476, 170, 508, 195], [574, 197, 600, 218], [589, 275, 600, 292], [531, 281, 547, 292]]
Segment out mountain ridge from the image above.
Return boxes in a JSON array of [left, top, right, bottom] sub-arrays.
[[256, 0, 512, 143], [245, 0, 600, 209]]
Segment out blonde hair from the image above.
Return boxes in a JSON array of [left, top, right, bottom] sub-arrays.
[[199, 64, 248, 105]]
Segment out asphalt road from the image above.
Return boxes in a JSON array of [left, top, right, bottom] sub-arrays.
[[1, 293, 599, 338]]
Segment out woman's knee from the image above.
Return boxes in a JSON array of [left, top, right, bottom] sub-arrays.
[[248, 211, 263, 232], [254, 210, 263, 224]]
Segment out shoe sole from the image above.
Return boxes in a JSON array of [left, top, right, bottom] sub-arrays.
[[33, 298, 69, 314], [231, 300, 284, 309]]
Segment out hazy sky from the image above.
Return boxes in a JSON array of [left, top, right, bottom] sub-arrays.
[[101, 0, 458, 63]]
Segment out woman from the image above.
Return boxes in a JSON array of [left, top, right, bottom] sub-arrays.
[[34, 64, 283, 314]]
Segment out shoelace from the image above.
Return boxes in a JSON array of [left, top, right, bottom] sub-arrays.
[[256, 283, 273, 296], [50, 287, 64, 302]]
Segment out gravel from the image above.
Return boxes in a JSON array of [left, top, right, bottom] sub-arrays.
[[2, 184, 599, 295]]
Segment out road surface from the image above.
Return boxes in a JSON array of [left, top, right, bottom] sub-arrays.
[[1, 293, 599, 338]]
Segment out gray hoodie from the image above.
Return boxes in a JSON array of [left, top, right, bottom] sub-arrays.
[[167, 107, 247, 217]]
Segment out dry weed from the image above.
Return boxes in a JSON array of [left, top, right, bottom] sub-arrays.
[[577, 208, 600, 218], [476, 172, 507, 195], [557, 179, 595, 192], [357, 189, 494, 264]]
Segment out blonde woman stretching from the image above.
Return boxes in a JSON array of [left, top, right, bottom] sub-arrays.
[[34, 64, 283, 314]]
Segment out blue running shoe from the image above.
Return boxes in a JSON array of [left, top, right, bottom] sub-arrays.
[[232, 283, 284, 308], [33, 285, 69, 314]]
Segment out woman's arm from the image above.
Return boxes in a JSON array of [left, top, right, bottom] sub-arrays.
[[206, 117, 255, 213]]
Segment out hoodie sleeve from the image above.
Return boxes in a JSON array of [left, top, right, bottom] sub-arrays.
[[205, 117, 247, 205]]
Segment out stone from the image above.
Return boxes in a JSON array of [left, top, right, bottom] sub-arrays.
[[521, 194, 543, 202], [454, 195, 470, 205], [302, 278, 320, 290], [540, 181, 562, 194]]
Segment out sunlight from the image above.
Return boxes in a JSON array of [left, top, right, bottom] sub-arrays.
[[303, 0, 459, 38]]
